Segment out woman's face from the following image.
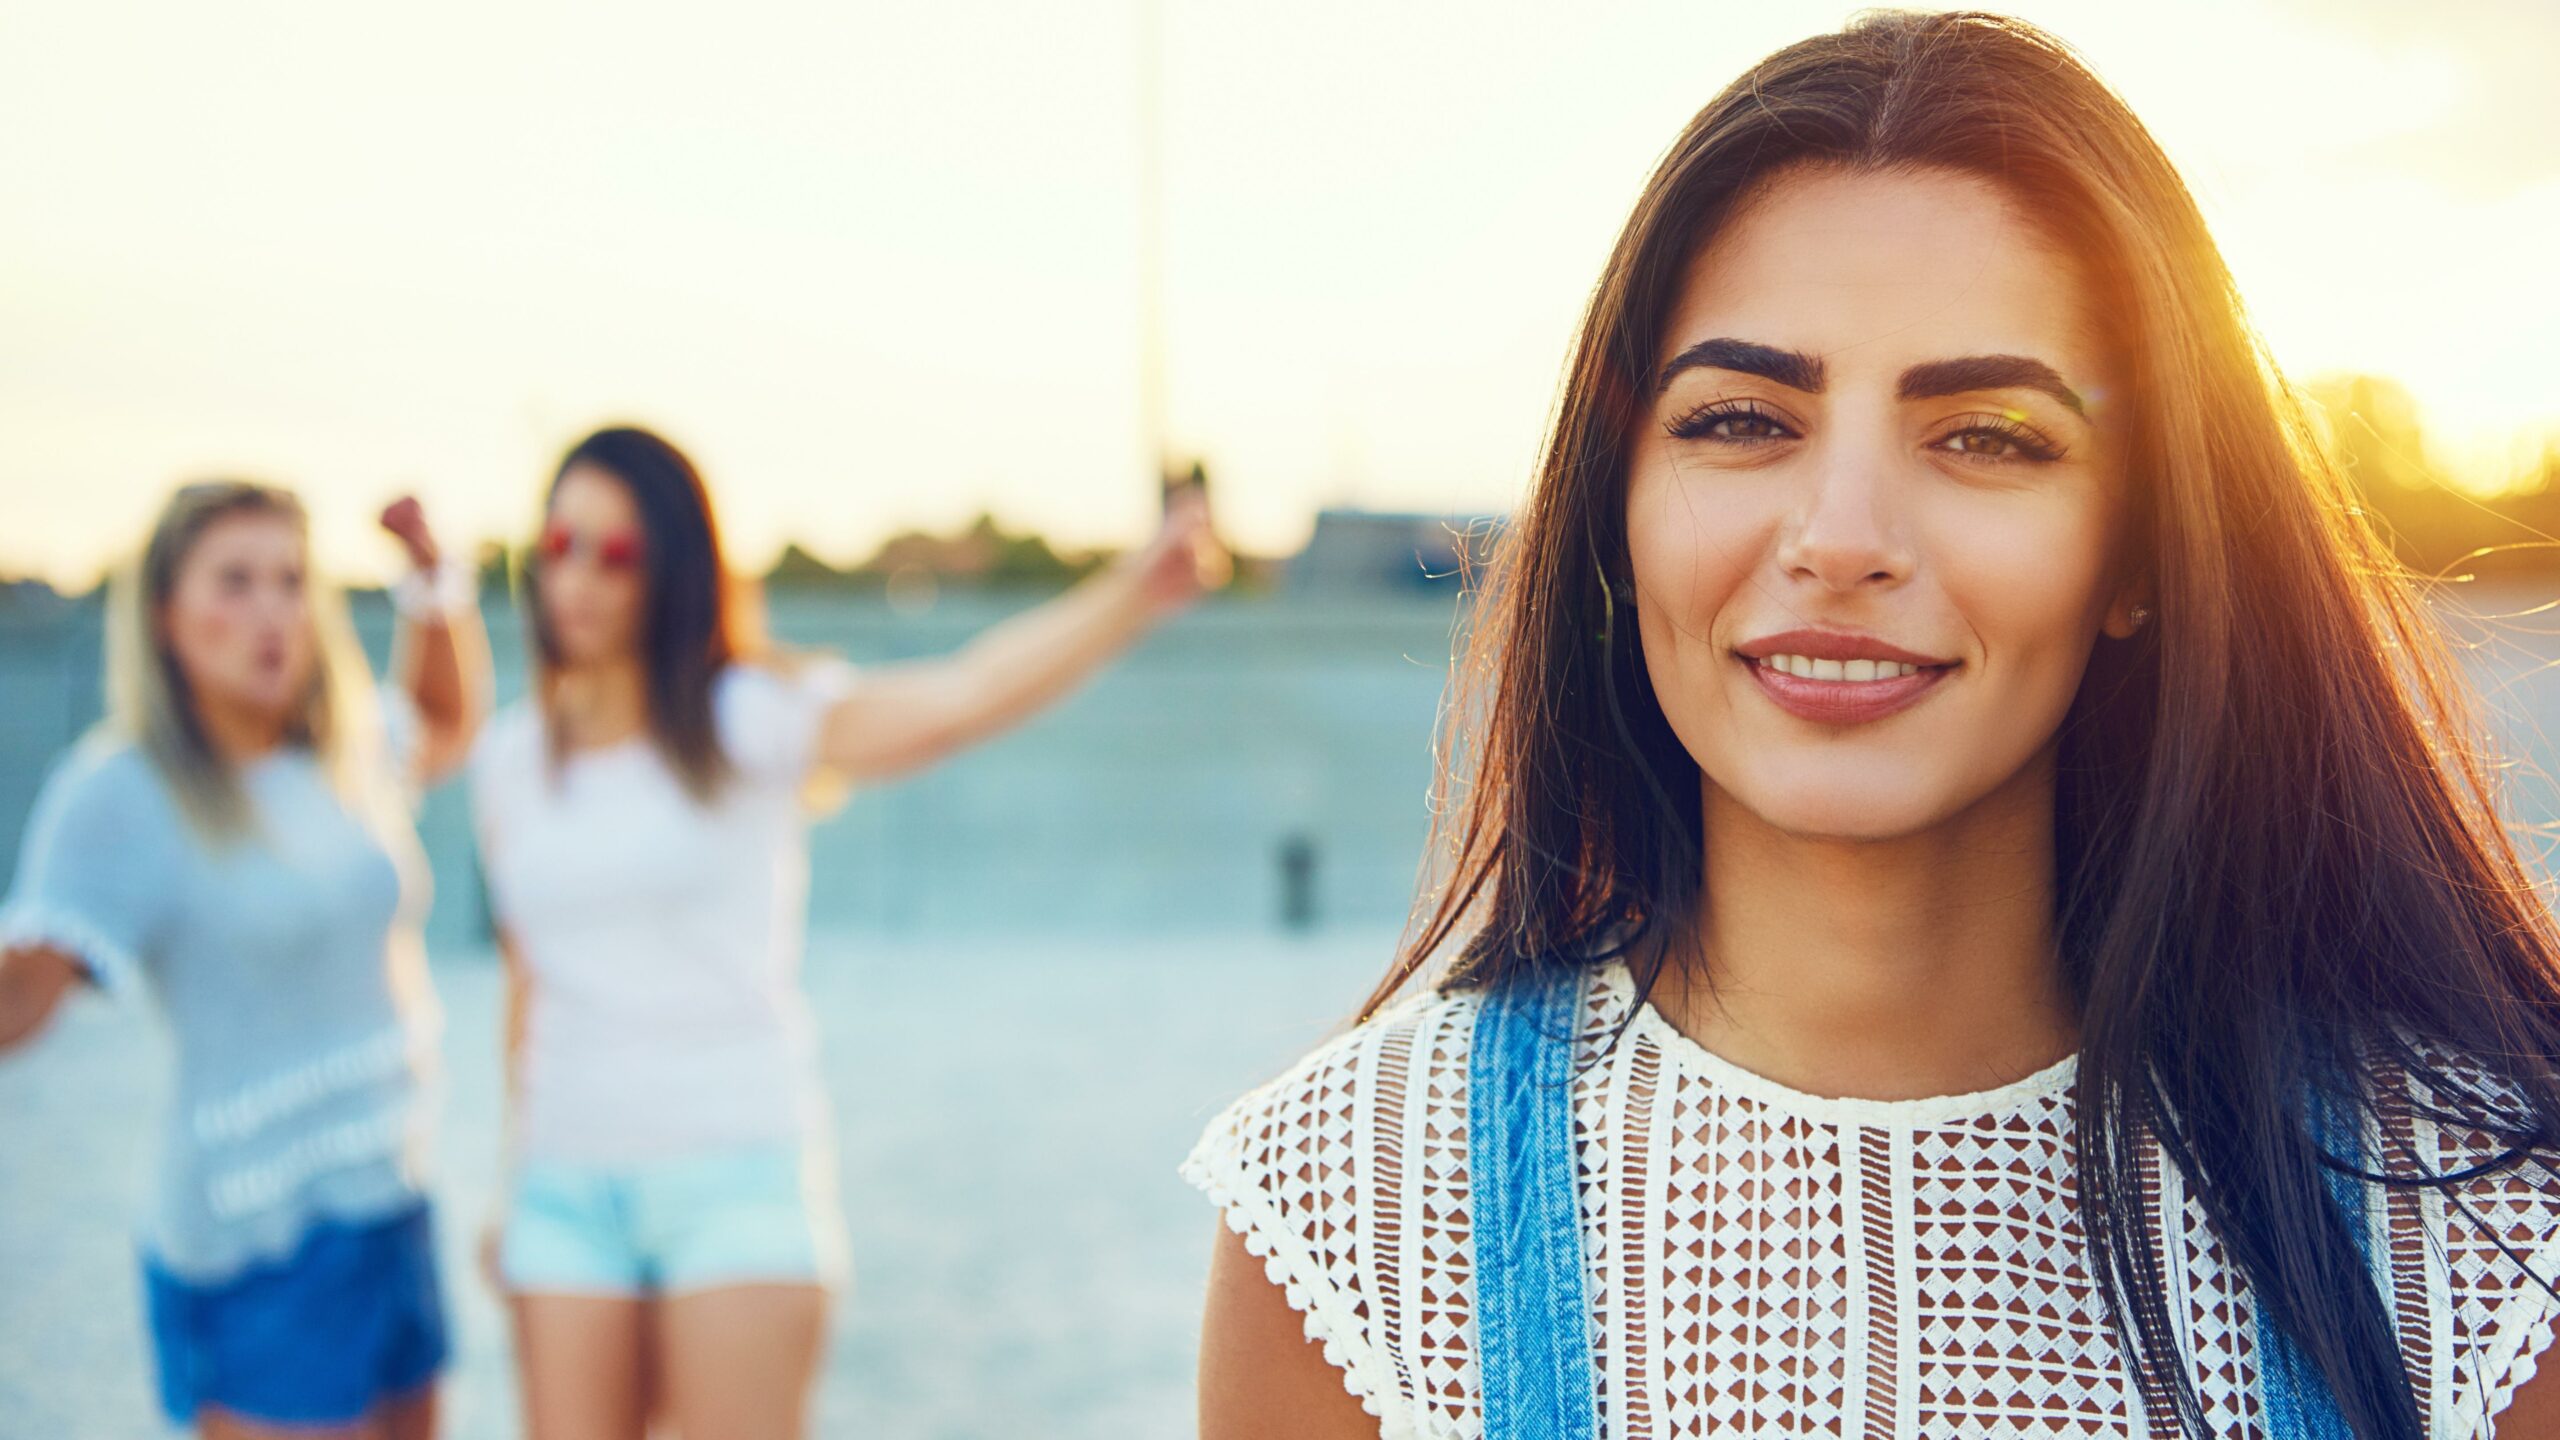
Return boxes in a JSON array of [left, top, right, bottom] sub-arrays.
[[1625, 164, 2143, 841], [538, 463, 650, 666], [160, 511, 317, 727]]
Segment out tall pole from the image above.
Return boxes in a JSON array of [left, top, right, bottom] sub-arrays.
[[1138, 0, 1168, 490]]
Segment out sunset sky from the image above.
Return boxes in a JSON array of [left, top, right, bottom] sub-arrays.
[[3, 0, 2554, 586]]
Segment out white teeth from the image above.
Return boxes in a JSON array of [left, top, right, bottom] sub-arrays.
[[1760, 654, 1925, 682]]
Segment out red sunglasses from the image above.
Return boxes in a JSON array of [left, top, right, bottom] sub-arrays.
[[537, 523, 645, 571]]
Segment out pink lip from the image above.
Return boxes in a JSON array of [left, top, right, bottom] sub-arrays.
[[1730, 625, 1959, 725], [1734, 627, 1956, 668]]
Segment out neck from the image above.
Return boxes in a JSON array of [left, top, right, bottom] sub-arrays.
[[1647, 750, 2079, 1103], [547, 656, 651, 749], [194, 695, 289, 765]]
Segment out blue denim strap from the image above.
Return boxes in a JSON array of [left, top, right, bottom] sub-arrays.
[[2257, 1085, 2379, 1438], [1468, 966, 1599, 1440]]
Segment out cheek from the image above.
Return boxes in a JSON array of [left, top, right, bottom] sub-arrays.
[[163, 595, 244, 675], [1626, 468, 1760, 626], [276, 598, 317, 677], [599, 571, 645, 626], [1930, 493, 2114, 677]]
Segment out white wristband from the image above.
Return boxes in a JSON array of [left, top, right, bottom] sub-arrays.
[[392, 562, 475, 621]]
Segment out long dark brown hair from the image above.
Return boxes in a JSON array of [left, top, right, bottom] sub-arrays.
[[1369, 11, 2560, 1435], [527, 425, 741, 800]]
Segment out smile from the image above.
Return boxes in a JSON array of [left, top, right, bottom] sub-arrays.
[[1756, 653, 1921, 682], [1738, 651, 1955, 724]]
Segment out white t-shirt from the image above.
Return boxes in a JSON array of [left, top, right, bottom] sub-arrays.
[[469, 658, 859, 1164]]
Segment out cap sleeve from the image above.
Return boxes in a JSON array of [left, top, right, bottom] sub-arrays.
[[713, 656, 862, 786], [2421, 1067, 2560, 1437], [464, 703, 543, 853], [1181, 1004, 1444, 1439], [0, 744, 183, 996]]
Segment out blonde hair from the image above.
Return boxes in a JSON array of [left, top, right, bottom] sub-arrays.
[[104, 481, 388, 840]]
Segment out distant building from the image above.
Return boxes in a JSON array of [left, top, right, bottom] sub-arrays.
[[1286, 508, 1502, 596]]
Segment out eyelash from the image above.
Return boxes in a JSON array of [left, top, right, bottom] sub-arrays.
[[1663, 399, 2067, 465]]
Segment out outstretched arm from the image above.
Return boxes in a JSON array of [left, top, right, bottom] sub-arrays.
[[810, 489, 1219, 783], [0, 944, 79, 1052], [380, 497, 494, 788]]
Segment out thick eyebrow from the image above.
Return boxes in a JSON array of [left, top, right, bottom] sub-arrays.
[[1656, 337, 2087, 419], [1897, 353, 2086, 418], [1655, 337, 1823, 396]]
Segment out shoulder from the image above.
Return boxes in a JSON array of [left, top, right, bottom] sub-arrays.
[[466, 702, 546, 815], [26, 736, 177, 839], [713, 655, 860, 778], [1181, 983, 1487, 1430], [716, 655, 859, 719], [471, 701, 543, 773], [2384, 1043, 2560, 1432], [1188, 984, 1484, 1183]]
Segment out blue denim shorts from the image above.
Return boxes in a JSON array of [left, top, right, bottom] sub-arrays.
[[144, 1201, 447, 1427], [500, 1141, 851, 1297]]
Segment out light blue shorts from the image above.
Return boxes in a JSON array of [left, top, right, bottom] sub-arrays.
[[500, 1142, 851, 1298]]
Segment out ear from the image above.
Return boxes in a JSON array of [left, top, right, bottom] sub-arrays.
[[2100, 577, 2154, 640]]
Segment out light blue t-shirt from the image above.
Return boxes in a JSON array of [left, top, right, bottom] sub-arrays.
[[0, 730, 439, 1284]]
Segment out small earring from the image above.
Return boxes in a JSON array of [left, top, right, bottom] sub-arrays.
[[2129, 604, 2153, 630]]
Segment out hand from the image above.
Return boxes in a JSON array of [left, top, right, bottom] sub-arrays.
[[378, 495, 442, 572], [1123, 485, 1227, 619]]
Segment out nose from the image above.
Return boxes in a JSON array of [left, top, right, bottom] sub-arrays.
[[1773, 436, 1914, 594], [251, 579, 304, 633]]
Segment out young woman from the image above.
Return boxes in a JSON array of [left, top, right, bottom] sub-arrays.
[[1188, 13, 2560, 1440], [472, 424, 1217, 1439], [0, 482, 490, 1439]]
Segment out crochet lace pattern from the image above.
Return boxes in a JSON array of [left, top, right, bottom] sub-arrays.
[[1183, 960, 2560, 1439]]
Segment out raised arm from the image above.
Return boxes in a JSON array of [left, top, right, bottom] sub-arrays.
[[379, 496, 494, 787], [809, 488, 1219, 783]]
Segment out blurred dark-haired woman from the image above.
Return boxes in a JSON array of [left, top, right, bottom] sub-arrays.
[[1188, 12, 2560, 1440], [0, 485, 488, 1439], [471, 424, 1218, 1439]]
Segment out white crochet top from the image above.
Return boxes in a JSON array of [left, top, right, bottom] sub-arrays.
[[1182, 959, 2560, 1439]]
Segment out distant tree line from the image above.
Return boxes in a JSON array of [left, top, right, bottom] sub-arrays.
[[2309, 374, 2560, 583]]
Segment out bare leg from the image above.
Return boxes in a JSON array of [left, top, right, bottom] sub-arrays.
[[512, 1293, 652, 1440], [653, 1283, 828, 1440], [200, 1409, 382, 1440], [377, 1383, 438, 1440]]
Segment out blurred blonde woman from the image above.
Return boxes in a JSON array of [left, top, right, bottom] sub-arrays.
[[0, 483, 490, 1439], [471, 424, 1217, 1439]]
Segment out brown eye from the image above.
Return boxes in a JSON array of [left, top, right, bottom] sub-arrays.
[[1711, 413, 1787, 440], [1934, 417, 2064, 464], [1666, 401, 1797, 444]]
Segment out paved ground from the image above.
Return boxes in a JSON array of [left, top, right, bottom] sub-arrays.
[[0, 927, 1398, 1438]]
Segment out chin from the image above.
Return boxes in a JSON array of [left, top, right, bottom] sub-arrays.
[[1730, 782, 1943, 844], [551, 630, 615, 667]]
